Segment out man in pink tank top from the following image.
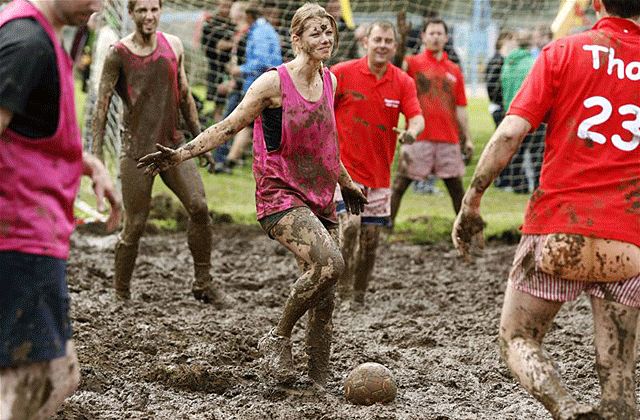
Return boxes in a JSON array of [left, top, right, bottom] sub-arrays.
[[138, 3, 367, 387], [93, 0, 230, 306], [0, 0, 122, 417]]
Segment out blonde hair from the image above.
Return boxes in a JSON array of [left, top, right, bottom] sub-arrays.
[[290, 3, 339, 56]]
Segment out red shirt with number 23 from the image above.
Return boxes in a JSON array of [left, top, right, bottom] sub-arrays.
[[508, 17, 640, 246]]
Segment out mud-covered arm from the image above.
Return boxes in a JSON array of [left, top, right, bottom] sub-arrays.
[[0, 106, 12, 136], [394, 114, 424, 145], [176, 41, 201, 138], [137, 71, 278, 175], [92, 46, 120, 162], [451, 115, 531, 258]]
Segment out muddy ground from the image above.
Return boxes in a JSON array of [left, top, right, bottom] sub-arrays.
[[54, 224, 634, 420]]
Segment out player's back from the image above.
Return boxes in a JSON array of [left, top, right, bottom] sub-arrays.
[[514, 16, 639, 246]]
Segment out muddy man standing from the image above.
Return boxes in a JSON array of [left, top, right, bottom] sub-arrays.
[[93, 0, 229, 305], [453, 1, 640, 419]]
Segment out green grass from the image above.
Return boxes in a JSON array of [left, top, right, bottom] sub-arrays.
[[75, 83, 529, 243]]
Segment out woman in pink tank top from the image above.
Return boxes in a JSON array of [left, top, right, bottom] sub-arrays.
[[138, 3, 367, 386]]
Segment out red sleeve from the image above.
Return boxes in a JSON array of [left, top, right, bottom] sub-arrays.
[[507, 45, 557, 129], [399, 71, 422, 119], [454, 65, 467, 106], [404, 55, 415, 78]]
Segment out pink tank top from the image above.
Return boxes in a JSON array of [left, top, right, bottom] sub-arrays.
[[253, 65, 340, 223], [113, 32, 182, 158], [0, 0, 83, 259]]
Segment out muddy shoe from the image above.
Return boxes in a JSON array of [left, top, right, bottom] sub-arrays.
[[258, 329, 297, 384], [557, 404, 604, 420], [114, 284, 131, 300], [192, 280, 234, 308]]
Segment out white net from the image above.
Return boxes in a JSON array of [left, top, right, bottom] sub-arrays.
[[86, 0, 595, 193]]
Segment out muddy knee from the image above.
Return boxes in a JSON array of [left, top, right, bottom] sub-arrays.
[[326, 249, 345, 285], [120, 213, 148, 244], [186, 201, 210, 226]]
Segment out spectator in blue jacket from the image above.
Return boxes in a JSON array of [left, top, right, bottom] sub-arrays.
[[223, 3, 282, 172], [228, 4, 282, 94]]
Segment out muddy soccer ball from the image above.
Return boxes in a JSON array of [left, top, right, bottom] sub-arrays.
[[344, 362, 397, 405]]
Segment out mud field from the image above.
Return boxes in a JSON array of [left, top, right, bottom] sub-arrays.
[[55, 224, 632, 420]]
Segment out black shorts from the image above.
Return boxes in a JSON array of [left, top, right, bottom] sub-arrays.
[[0, 251, 72, 367], [258, 207, 338, 240]]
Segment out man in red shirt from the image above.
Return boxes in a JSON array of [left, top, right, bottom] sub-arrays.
[[453, 1, 640, 418], [332, 21, 424, 306], [390, 18, 473, 227]]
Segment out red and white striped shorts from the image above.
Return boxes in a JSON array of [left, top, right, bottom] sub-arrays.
[[508, 235, 640, 308]]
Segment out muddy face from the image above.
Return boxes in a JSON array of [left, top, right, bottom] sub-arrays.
[[298, 17, 335, 61], [130, 0, 161, 40]]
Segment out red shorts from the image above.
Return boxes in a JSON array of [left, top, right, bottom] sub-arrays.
[[508, 235, 640, 308], [397, 141, 465, 180]]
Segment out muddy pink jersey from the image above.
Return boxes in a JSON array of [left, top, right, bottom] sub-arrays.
[[0, 0, 83, 259], [253, 65, 340, 223], [113, 32, 182, 158]]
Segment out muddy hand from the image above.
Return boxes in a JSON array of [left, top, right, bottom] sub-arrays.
[[452, 210, 485, 262], [341, 184, 368, 215], [461, 139, 474, 165], [197, 153, 215, 170], [137, 143, 183, 176], [393, 127, 415, 145]]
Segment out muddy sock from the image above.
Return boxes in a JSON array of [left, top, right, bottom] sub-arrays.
[[114, 240, 139, 299], [351, 226, 380, 304], [597, 401, 636, 420], [390, 176, 412, 228], [336, 214, 359, 300], [187, 217, 212, 284], [444, 177, 465, 215], [305, 288, 335, 385]]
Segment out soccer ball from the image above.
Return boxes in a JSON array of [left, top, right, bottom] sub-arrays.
[[344, 362, 397, 405]]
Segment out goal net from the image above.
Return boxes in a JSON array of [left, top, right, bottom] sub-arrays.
[[70, 0, 593, 217]]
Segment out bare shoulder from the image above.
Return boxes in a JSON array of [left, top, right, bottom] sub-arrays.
[[329, 71, 337, 93], [163, 32, 184, 58], [247, 70, 282, 106], [103, 44, 122, 68], [119, 33, 134, 49]]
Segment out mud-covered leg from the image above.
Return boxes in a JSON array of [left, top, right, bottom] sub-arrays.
[[161, 160, 229, 306], [115, 158, 154, 299], [271, 207, 343, 337], [499, 286, 593, 419], [591, 297, 638, 419], [389, 175, 412, 229], [258, 208, 344, 384], [305, 285, 335, 386], [352, 225, 381, 305], [305, 227, 339, 386], [0, 341, 80, 420], [337, 212, 360, 300]]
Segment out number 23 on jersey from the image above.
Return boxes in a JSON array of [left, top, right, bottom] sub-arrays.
[[578, 96, 640, 152]]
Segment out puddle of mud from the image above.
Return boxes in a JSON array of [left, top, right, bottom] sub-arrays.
[[55, 226, 636, 419]]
